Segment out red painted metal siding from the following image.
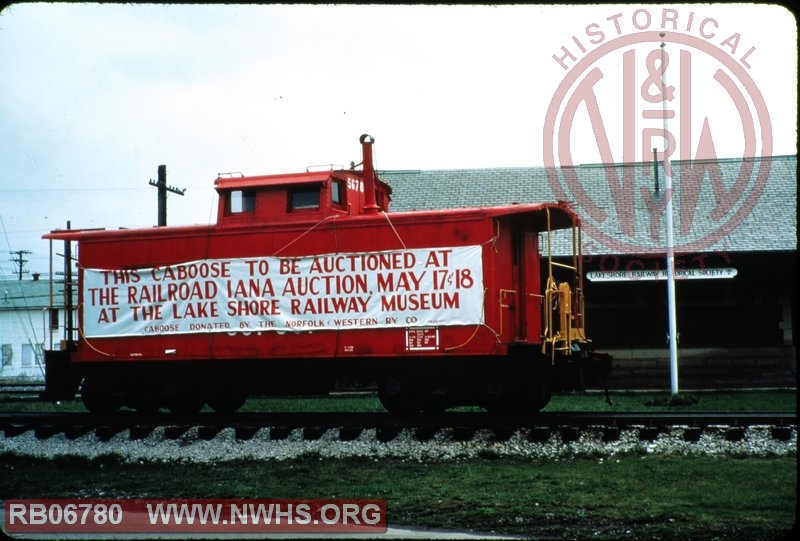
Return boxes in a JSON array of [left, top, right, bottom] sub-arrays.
[[62, 204, 574, 364]]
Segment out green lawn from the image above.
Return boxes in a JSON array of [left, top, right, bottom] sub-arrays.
[[0, 453, 795, 540], [2, 390, 795, 539]]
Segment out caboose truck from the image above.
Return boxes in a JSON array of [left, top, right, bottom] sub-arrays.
[[42, 135, 610, 414]]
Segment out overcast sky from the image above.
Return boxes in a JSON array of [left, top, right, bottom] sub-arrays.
[[0, 3, 796, 276]]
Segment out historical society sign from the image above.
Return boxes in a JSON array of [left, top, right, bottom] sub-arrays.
[[587, 268, 737, 282]]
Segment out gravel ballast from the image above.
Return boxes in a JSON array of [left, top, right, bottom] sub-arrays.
[[1, 425, 796, 463]]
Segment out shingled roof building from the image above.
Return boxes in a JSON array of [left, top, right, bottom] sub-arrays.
[[382, 155, 796, 388]]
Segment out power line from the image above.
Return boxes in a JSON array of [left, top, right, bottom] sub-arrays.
[[0, 187, 149, 193]]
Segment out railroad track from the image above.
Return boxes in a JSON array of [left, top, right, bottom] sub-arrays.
[[0, 385, 46, 401], [1, 411, 796, 443]]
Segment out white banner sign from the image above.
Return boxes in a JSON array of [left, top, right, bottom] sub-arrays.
[[587, 268, 737, 282], [82, 246, 484, 337]]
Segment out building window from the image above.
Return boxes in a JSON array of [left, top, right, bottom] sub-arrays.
[[22, 344, 34, 366], [2, 344, 12, 366], [331, 180, 346, 207], [50, 308, 60, 329], [229, 189, 256, 214], [290, 186, 320, 210]]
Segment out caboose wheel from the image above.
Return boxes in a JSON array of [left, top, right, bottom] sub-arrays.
[[80, 375, 123, 414], [419, 382, 451, 413], [165, 381, 205, 414], [166, 393, 205, 414], [207, 391, 247, 414], [129, 393, 162, 414], [378, 376, 421, 413], [483, 375, 552, 413]]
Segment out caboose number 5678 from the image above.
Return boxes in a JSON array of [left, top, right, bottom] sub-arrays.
[[42, 135, 610, 413]]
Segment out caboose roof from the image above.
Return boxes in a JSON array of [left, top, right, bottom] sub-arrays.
[[43, 224, 214, 242], [214, 171, 331, 190], [213, 170, 392, 193], [43, 202, 576, 243]]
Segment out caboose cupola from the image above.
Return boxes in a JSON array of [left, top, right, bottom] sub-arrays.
[[214, 135, 391, 227]]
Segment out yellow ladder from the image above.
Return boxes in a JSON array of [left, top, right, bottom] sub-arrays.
[[541, 207, 588, 360]]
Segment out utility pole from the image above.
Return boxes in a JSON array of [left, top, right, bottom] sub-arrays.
[[9, 249, 31, 280], [148, 165, 186, 226]]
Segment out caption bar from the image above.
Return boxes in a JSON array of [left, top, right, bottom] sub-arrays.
[[5, 499, 387, 533]]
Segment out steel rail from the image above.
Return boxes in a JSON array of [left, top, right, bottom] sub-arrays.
[[1, 411, 796, 434]]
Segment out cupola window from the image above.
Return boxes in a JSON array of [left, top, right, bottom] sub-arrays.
[[229, 189, 256, 214], [289, 186, 320, 210]]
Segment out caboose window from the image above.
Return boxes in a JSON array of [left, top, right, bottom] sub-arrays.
[[229, 189, 256, 213], [331, 179, 346, 207], [290, 186, 320, 210]]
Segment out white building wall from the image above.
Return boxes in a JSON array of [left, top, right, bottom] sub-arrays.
[[0, 307, 57, 382], [1, 279, 71, 384]]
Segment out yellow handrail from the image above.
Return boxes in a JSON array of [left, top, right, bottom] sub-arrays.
[[541, 207, 588, 359]]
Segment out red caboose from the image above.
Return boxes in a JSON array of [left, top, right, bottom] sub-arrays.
[[43, 135, 609, 413]]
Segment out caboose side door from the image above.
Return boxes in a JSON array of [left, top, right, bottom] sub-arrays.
[[510, 225, 541, 343], [511, 226, 542, 344], [523, 228, 542, 344], [511, 226, 525, 340]]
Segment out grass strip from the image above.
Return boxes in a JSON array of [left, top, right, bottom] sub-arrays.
[[0, 389, 795, 414], [1, 453, 795, 540]]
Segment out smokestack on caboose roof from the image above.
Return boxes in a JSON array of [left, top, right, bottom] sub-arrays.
[[360, 134, 379, 214]]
